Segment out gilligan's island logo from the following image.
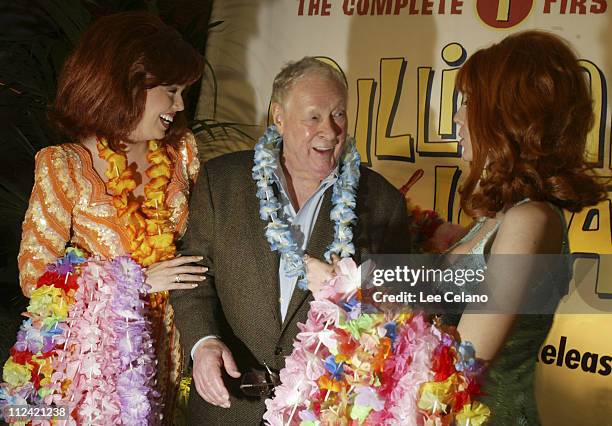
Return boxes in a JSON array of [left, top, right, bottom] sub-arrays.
[[297, 0, 607, 28]]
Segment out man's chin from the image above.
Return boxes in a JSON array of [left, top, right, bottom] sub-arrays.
[[311, 166, 336, 181]]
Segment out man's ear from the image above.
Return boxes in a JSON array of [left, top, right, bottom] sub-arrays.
[[271, 102, 284, 134]]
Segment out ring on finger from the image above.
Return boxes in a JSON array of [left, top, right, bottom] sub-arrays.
[[175, 274, 181, 283]]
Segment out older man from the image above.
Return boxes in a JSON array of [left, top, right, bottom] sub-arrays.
[[172, 57, 411, 424]]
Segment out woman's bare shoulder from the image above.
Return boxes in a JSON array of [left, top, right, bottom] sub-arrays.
[[492, 201, 564, 254]]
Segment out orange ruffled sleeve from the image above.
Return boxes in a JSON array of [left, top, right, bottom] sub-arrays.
[[17, 146, 76, 297], [184, 130, 200, 185]]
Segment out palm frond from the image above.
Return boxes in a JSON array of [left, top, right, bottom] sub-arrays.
[[204, 58, 219, 118], [191, 119, 257, 142]]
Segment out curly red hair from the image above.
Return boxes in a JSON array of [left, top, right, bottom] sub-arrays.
[[456, 30, 607, 217], [51, 11, 203, 149]]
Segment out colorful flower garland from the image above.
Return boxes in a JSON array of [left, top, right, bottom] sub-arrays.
[[252, 125, 361, 290], [96, 138, 176, 267], [98, 138, 187, 418], [0, 251, 160, 424], [263, 259, 491, 425], [0, 249, 84, 416]]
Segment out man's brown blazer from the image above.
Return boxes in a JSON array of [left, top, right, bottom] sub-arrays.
[[171, 150, 411, 425]]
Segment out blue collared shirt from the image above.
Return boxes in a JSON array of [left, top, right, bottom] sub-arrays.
[[272, 157, 339, 321]]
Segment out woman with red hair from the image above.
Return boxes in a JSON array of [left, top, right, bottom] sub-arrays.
[[448, 30, 607, 424], [2, 11, 205, 424]]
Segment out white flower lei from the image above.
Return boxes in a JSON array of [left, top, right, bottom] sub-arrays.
[[251, 125, 360, 290]]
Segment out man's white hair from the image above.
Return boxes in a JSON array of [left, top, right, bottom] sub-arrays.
[[271, 57, 348, 105]]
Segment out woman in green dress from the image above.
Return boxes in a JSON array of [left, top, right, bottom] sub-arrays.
[[447, 30, 607, 425]]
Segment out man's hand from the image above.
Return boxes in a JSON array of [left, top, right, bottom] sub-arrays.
[[304, 254, 340, 294], [192, 338, 241, 408]]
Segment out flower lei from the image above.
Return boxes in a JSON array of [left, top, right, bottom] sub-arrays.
[[97, 138, 180, 415], [263, 259, 490, 426], [0, 249, 84, 416], [252, 125, 360, 290], [0, 251, 161, 424], [49, 256, 160, 424], [96, 138, 176, 267]]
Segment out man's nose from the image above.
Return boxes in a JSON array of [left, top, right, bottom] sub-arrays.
[[320, 115, 341, 139]]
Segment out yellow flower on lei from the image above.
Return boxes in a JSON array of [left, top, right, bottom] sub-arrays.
[[27, 286, 69, 318], [455, 401, 491, 426], [3, 359, 32, 387], [418, 374, 459, 414]]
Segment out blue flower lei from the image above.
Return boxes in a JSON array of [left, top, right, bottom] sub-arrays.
[[252, 125, 361, 290]]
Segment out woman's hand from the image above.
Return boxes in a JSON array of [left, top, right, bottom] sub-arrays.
[[144, 255, 208, 293], [304, 254, 340, 294]]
